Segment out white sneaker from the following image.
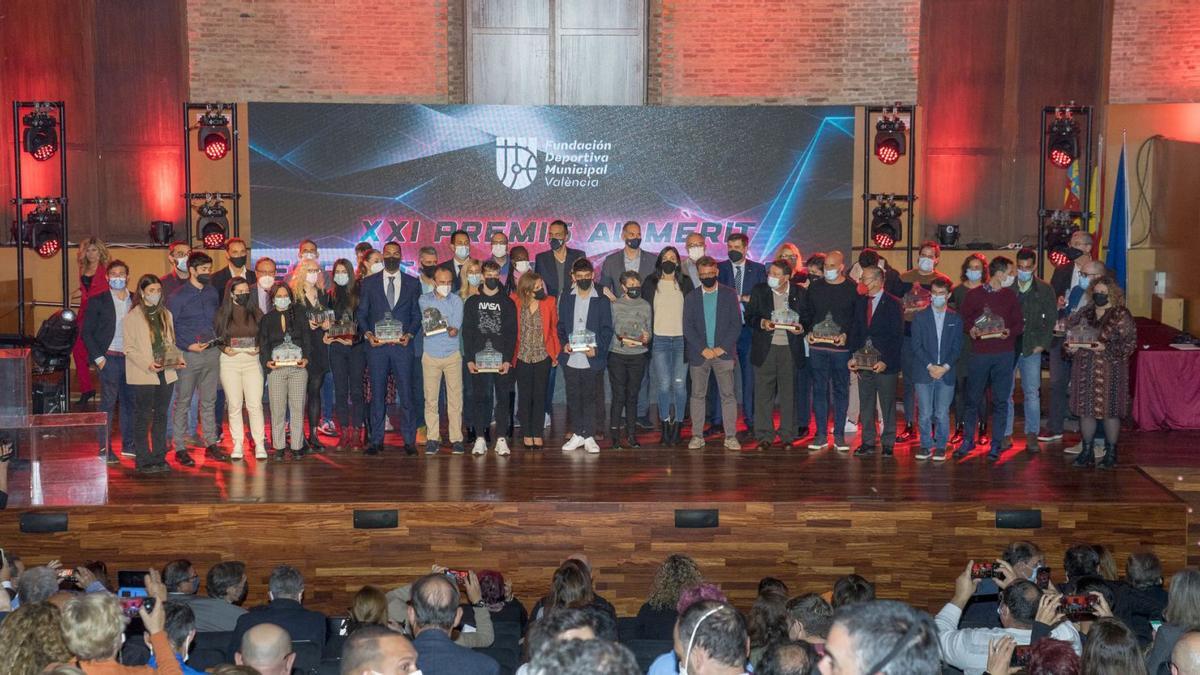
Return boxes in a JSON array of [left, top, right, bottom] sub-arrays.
[[384, 418, 395, 432], [544, 413, 552, 428], [495, 438, 511, 456], [724, 436, 742, 451], [584, 437, 601, 454], [254, 450, 268, 460], [688, 436, 706, 450], [844, 420, 858, 433], [471, 438, 487, 455], [562, 434, 586, 451], [230, 449, 244, 460]]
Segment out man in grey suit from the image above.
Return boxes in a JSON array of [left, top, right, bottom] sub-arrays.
[[598, 220, 658, 430]]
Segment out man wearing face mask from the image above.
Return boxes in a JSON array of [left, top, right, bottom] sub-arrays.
[[955, 256, 1024, 461], [533, 220, 585, 430], [684, 257, 742, 452], [600, 221, 657, 300], [358, 241, 422, 456], [438, 230, 476, 292], [255, 257, 278, 314], [747, 259, 811, 451], [167, 251, 227, 466], [683, 232, 707, 287], [487, 231, 512, 284], [506, 245, 531, 294], [1003, 248, 1057, 454], [803, 251, 858, 453], [1043, 231, 1095, 445], [419, 268, 466, 455], [210, 238, 255, 292], [414, 246, 442, 426], [672, 601, 751, 675], [910, 278, 963, 462], [847, 265, 904, 458], [715, 232, 767, 436], [896, 242, 953, 444], [558, 258, 614, 455], [162, 241, 192, 296], [82, 259, 137, 463]]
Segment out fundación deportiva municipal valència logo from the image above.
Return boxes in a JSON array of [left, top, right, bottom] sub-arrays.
[[495, 137, 539, 190]]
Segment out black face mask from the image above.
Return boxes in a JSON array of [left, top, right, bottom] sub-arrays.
[[196, 273, 212, 285], [421, 264, 437, 277], [626, 237, 642, 250], [660, 261, 678, 275], [1092, 293, 1109, 307], [484, 278, 501, 291], [229, 255, 247, 269], [701, 276, 718, 289], [384, 257, 402, 272], [576, 278, 593, 291], [233, 293, 250, 306], [549, 238, 564, 251], [728, 250, 745, 264], [533, 289, 547, 301], [626, 288, 641, 299]]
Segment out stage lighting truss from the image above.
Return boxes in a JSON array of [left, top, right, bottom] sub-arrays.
[[197, 105, 231, 161], [23, 199, 65, 258], [1046, 107, 1079, 169], [22, 108, 59, 162], [871, 195, 904, 249], [196, 195, 228, 249], [874, 106, 907, 165], [1043, 210, 1078, 268]]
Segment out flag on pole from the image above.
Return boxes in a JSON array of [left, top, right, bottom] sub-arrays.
[[1105, 134, 1129, 289]]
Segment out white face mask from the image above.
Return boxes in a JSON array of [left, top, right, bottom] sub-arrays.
[[436, 284, 452, 297], [305, 271, 320, 284], [369, 261, 384, 275], [767, 276, 783, 289], [515, 260, 531, 273], [258, 275, 275, 290], [333, 272, 350, 286], [918, 257, 935, 273], [492, 244, 507, 259], [174, 256, 189, 272], [300, 251, 317, 261], [1000, 274, 1015, 288], [143, 293, 161, 307], [687, 246, 705, 262], [454, 245, 470, 260], [823, 269, 839, 282]]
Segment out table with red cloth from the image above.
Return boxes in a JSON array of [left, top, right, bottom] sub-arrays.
[[1131, 317, 1200, 430]]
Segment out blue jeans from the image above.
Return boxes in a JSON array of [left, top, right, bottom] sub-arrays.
[[960, 351, 1015, 454], [795, 359, 812, 433], [809, 348, 851, 442], [916, 378, 955, 449], [98, 354, 137, 454], [1005, 352, 1043, 437], [651, 335, 688, 422]]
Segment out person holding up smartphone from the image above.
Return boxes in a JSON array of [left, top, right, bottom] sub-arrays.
[[59, 568, 182, 674]]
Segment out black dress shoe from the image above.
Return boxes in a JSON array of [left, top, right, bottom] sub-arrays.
[[205, 444, 231, 462], [76, 390, 96, 406], [636, 416, 655, 431], [404, 444, 417, 456], [896, 424, 916, 442], [950, 423, 964, 445], [626, 432, 642, 449], [882, 446, 894, 457], [853, 445, 876, 457], [364, 444, 380, 456], [174, 450, 196, 468], [756, 441, 771, 452]]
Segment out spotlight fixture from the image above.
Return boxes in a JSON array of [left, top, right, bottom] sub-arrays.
[[870, 195, 903, 249], [1043, 211, 1078, 268], [196, 196, 228, 249], [874, 106, 907, 165], [33, 309, 78, 371], [22, 110, 59, 162], [149, 220, 175, 246], [1046, 108, 1079, 169], [197, 107, 231, 161], [936, 224, 961, 248], [27, 201, 64, 258]]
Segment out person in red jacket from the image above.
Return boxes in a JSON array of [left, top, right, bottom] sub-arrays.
[[74, 237, 111, 405], [512, 272, 559, 449]]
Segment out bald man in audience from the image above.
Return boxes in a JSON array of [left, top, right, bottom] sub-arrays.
[[235, 623, 295, 675], [1173, 632, 1200, 675], [341, 625, 421, 675]]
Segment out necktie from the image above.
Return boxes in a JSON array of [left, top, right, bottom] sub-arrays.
[[867, 296, 874, 327], [387, 276, 396, 308], [734, 265, 743, 296]]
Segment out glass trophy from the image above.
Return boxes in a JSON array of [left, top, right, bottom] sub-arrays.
[[328, 312, 357, 340], [771, 308, 801, 331], [155, 344, 185, 369], [973, 306, 1008, 340], [422, 307, 449, 336], [569, 329, 597, 352], [475, 340, 504, 373], [271, 334, 303, 367], [618, 319, 647, 348], [809, 312, 843, 345], [374, 312, 404, 344], [852, 338, 882, 370], [229, 337, 256, 353], [902, 283, 931, 319], [308, 308, 335, 327], [1066, 323, 1101, 349]]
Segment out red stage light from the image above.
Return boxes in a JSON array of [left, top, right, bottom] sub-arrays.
[[22, 111, 59, 162], [203, 229, 226, 249], [32, 142, 58, 162], [875, 140, 901, 165], [873, 232, 895, 249], [37, 238, 61, 258], [197, 110, 231, 161], [1049, 148, 1073, 169], [1048, 249, 1071, 267], [202, 133, 228, 160]]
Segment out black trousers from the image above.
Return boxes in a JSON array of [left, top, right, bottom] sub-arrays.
[[607, 353, 646, 433], [132, 380, 174, 468], [305, 366, 327, 437], [328, 341, 366, 428], [515, 358, 551, 439], [564, 366, 600, 438], [471, 371, 515, 437], [858, 370, 899, 449]]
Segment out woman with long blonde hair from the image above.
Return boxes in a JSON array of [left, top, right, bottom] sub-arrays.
[[0, 601, 74, 675], [73, 237, 112, 404], [459, 258, 482, 300], [512, 272, 559, 448], [291, 259, 330, 453]]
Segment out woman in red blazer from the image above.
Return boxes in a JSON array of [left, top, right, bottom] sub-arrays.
[[73, 237, 111, 404], [511, 272, 559, 449]]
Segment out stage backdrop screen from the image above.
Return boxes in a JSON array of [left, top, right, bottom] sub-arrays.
[[247, 103, 854, 270]]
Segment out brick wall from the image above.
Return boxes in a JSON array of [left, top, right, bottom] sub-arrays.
[[649, 0, 920, 105], [1110, 0, 1200, 103], [188, 0, 451, 102]]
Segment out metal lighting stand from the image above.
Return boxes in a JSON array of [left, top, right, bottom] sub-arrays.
[[1036, 103, 1093, 277], [862, 104, 918, 268], [183, 102, 240, 243]]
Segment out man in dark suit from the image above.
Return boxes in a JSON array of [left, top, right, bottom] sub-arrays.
[[684, 257, 743, 452], [357, 241, 421, 455], [910, 277, 964, 461], [534, 220, 584, 299], [848, 265, 904, 458], [556, 258, 613, 455], [746, 259, 811, 451], [209, 237, 255, 294], [598, 220, 656, 298], [409, 574, 501, 675], [717, 232, 767, 429], [81, 259, 137, 463], [253, 257, 278, 315], [438, 229, 476, 292], [1044, 230, 1095, 445], [228, 565, 326, 657]]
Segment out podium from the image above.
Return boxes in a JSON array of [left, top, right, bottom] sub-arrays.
[[0, 348, 108, 506]]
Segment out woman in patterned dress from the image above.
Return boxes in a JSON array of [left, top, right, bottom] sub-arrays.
[[1067, 276, 1137, 469]]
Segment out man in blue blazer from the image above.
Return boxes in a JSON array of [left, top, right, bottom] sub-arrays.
[[357, 241, 421, 455], [409, 574, 501, 675], [910, 277, 964, 461], [533, 220, 585, 299], [684, 257, 743, 451], [847, 265, 904, 458], [556, 258, 613, 455], [716, 232, 767, 429]]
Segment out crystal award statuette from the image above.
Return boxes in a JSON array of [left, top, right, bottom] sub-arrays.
[[569, 329, 598, 352], [902, 283, 931, 319], [973, 306, 1007, 340], [809, 312, 843, 345], [308, 308, 335, 326], [852, 338, 882, 370], [771, 308, 801, 331], [475, 340, 504, 373], [1066, 323, 1102, 350], [618, 319, 647, 348], [328, 312, 357, 340], [422, 307, 449, 336], [229, 337, 256, 353], [374, 312, 404, 344], [271, 334, 303, 367], [155, 344, 185, 369]]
